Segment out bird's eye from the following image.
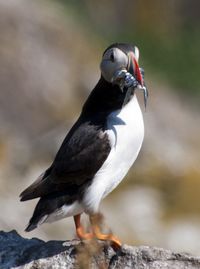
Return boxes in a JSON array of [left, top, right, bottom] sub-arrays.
[[110, 51, 115, 62]]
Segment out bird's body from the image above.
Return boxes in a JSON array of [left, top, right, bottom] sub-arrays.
[[84, 94, 144, 213], [32, 93, 144, 227], [20, 43, 148, 248]]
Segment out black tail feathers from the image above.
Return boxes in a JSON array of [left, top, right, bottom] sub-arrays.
[[25, 222, 37, 232]]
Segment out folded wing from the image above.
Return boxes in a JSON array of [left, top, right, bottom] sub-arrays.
[[20, 118, 111, 201]]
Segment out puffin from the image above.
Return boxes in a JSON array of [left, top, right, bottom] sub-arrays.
[[20, 43, 148, 248]]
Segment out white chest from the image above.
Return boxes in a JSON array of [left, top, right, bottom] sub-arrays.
[[103, 94, 144, 195], [83, 94, 144, 213]]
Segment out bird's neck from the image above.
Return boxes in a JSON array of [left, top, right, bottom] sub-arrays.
[[81, 77, 134, 119]]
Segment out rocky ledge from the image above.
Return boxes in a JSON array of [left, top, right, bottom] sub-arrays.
[[0, 230, 200, 269]]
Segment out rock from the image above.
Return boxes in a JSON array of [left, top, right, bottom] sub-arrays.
[[1, 231, 200, 269]]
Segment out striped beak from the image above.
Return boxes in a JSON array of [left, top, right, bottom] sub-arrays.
[[127, 49, 143, 87], [128, 47, 148, 108]]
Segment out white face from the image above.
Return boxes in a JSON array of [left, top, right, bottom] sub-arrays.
[[100, 48, 128, 83], [100, 46, 140, 83]]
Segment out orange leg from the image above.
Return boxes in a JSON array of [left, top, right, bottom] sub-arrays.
[[74, 214, 93, 240], [90, 214, 122, 249]]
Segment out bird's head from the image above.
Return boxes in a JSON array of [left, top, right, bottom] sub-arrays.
[[100, 43, 143, 85], [100, 43, 148, 107]]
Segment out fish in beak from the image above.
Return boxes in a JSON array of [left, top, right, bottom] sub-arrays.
[[127, 48, 148, 108], [128, 51, 143, 86]]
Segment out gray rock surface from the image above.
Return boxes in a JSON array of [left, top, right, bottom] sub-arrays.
[[1, 231, 200, 269]]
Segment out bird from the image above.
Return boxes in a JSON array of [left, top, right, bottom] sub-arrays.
[[20, 43, 148, 249]]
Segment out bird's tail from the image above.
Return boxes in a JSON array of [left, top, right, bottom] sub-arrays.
[[24, 197, 48, 232], [25, 222, 37, 232], [25, 213, 48, 232]]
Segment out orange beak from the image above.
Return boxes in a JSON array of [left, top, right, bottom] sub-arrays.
[[128, 52, 144, 86], [128, 51, 148, 109]]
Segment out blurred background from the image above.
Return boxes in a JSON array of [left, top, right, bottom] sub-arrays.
[[1, 0, 200, 254]]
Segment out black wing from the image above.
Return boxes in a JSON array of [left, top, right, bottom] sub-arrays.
[[20, 118, 111, 201]]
